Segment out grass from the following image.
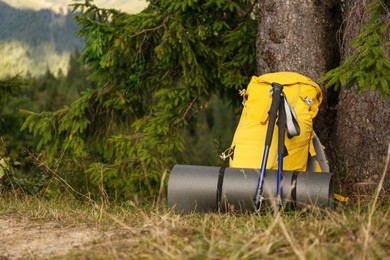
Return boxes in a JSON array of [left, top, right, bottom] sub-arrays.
[[0, 192, 389, 260], [1, 145, 389, 259]]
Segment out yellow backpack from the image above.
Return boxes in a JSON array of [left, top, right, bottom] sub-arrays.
[[223, 72, 324, 172]]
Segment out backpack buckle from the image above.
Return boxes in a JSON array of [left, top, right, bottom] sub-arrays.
[[303, 96, 313, 106]]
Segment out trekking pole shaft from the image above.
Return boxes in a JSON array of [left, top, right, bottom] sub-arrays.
[[254, 83, 283, 209], [276, 95, 287, 210], [254, 145, 270, 206], [277, 96, 286, 156]]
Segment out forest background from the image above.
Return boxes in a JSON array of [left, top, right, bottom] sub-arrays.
[[0, 0, 238, 199]]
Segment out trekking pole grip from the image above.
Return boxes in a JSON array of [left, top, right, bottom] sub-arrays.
[[264, 83, 283, 146], [271, 82, 283, 92]]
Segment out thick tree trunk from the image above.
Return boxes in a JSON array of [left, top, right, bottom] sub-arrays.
[[256, 0, 341, 143], [256, 0, 340, 80], [331, 0, 390, 196], [256, 0, 390, 196]]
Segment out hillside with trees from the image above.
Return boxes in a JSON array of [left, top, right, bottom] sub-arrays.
[[0, 0, 147, 78], [0, 1, 83, 77], [0, 0, 147, 14], [0, 2, 82, 51]]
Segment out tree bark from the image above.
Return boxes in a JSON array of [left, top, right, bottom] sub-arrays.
[[256, 0, 341, 80], [256, 0, 390, 196], [256, 0, 341, 143], [331, 0, 390, 196]]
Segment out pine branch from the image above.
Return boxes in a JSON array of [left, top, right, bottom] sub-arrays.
[[128, 15, 170, 38], [320, 0, 390, 99]]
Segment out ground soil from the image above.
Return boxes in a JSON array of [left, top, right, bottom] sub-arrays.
[[0, 216, 110, 259]]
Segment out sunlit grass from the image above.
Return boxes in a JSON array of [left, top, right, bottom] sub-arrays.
[[1, 148, 388, 259], [0, 191, 388, 259]]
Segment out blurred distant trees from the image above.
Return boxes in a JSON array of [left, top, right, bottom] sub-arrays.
[[0, 52, 93, 193]]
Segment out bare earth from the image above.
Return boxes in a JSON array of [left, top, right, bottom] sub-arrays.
[[0, 216, 108, 259]]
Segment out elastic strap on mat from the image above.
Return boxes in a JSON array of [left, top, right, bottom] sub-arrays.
[[217, 166, 226, 207]]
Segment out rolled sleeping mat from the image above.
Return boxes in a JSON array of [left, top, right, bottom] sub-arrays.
[[168, 165, 334, 213], [167, 165, 221, 213], [221, 168, 334, 212]]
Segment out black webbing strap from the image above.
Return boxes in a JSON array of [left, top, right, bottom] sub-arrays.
[[217, 166, 226, 207], [290, 171, 299, 210]]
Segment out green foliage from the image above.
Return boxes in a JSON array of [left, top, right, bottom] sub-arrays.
[[21, 0, 258, 200], [0, 76, 29, 158], [0, 77, 48, 193], [0, 52, 92, 194], [180, 94, 240, 166], [0, 140, 17, 180], [321, 0, 390, 98], [0, 75, 24, 104]]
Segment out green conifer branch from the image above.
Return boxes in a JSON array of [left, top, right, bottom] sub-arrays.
[[22, 0, 258, 199], [320, 0, 390, 98]]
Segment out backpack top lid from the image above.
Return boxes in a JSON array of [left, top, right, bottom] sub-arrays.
[[253, 71, 320, 86], [252, 71, 323, 102]]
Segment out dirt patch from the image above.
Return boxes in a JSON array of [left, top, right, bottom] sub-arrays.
[[0, 216, 108, 259]]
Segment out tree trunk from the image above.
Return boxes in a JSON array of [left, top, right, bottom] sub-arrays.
[[256, 0, 341, 142], [256, 0, 341, 80], [331, 0, 390, 196], [256, 1, 341, 168], [256, 0, 390, 197]]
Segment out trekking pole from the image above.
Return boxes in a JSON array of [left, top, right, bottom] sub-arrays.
[[254, 82, 283, 210], [276, 93, 287, 211]]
